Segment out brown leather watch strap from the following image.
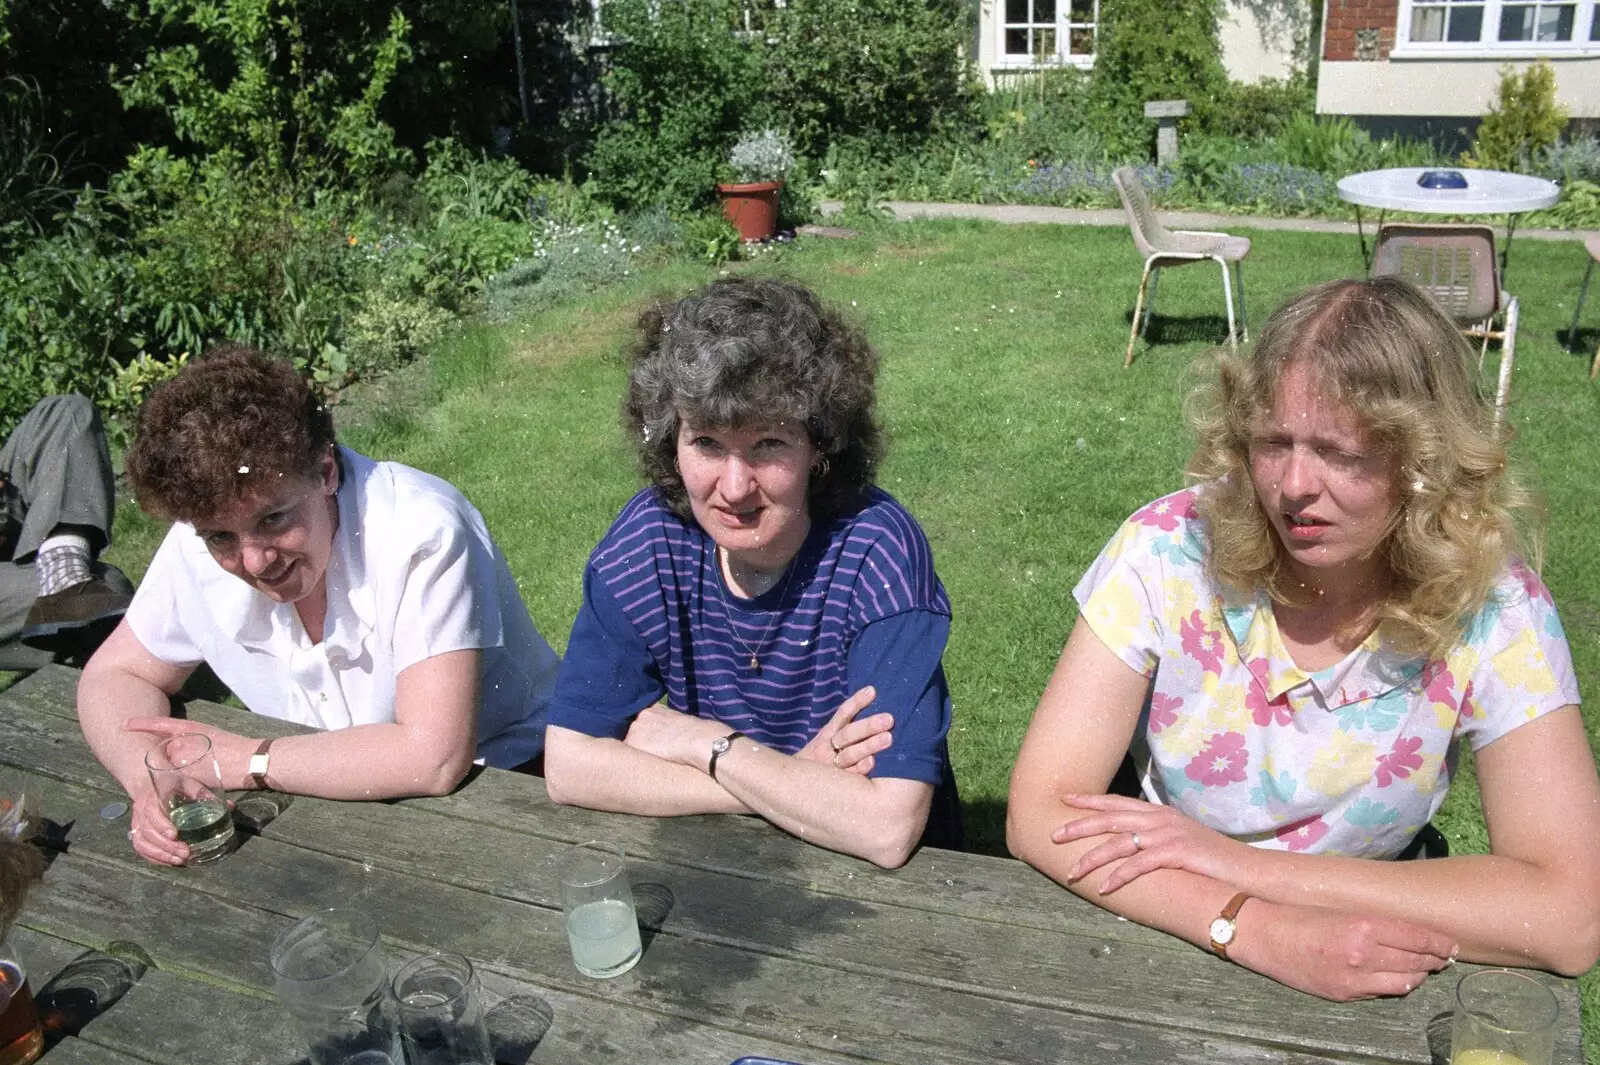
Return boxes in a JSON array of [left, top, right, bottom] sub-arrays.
[[249, 737, 276, 790]]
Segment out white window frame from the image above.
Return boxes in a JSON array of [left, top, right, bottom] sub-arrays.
[[1392, 0, 1600, 57], [995, 0, 1099, 69]]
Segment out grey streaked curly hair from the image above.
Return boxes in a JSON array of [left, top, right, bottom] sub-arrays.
[[625, 276, 882, 520]]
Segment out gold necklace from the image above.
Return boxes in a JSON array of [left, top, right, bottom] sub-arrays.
[[718, 547, 799, 673]]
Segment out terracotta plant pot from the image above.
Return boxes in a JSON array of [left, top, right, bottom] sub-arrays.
[[715, 180, 783, 242]]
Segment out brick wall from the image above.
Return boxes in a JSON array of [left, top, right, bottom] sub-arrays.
[[1323, 0, 1400, 60]]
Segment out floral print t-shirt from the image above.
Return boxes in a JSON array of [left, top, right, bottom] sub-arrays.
[[1074, 487, 1580, 858]]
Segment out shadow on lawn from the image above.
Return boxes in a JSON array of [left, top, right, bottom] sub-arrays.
[[1131, 313, 1240, 348]]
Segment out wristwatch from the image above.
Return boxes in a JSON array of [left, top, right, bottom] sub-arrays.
[[1208, 891, 1251, 959], [248, 738, 277, 790], [708, 731, 746, 780]]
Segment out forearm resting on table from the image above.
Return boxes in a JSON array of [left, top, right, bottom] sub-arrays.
[[257, 720, 474, 800], [1007, 797, 1241, 950], [712, 740, 931, 869], [1243, 848, 1600, 975], [544, 726, 752, 816]]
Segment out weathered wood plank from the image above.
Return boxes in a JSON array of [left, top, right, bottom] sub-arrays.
[[0, 687, 1567, 1065], [8, 669, 1584, 1064], [33, 1038, 154, 1065]]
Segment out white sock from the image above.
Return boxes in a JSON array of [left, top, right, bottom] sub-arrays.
[[36, 534, 93, 596]]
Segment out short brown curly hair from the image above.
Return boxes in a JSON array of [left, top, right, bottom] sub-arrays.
[[625, 276, 882, 520], [126, 344, 336, 523]]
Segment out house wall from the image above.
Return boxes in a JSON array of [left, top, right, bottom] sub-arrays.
[[1220, 2, 1310, 82], [1318, 57, 1600, 117], [973, 0, 1307, 87]]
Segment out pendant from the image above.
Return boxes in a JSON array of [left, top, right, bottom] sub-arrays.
[[749, 654, 760, 672]]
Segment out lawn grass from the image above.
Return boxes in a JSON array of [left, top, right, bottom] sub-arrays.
[[100, 218, 1600, 1051]]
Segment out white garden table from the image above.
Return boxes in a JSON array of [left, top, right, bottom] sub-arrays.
[[1336, 166, 1560, 281]]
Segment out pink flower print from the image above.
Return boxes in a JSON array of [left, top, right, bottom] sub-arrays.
[[1510, 559, 1553, 605], [1374, 735, 1424, 787], [1275, 816, 1329, 852], [1422, 662, 1458, 712], [1179, 610, 1225, 675], [1459, 680, 1479, 720], [1185, 732, 1249, 787], [1149, 692, 1182, 733], [1130, 489, 1197, 532], [1245, 658, 1292, 726]]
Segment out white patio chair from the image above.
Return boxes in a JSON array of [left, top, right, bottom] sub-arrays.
[[1112, 166, 1250, 368], [1371, 223, 1519, 430]]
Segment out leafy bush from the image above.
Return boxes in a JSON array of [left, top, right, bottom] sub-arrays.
[[1535, 136, 1600, 184], [1206, 74, 1316, 141], [762, 0, 977, 156], [343, 293, 452, 380], [584, 0, 763, 212], [730, 129, 797, 183], [1463, 61, 1569, 171], [1088, 0, 1228, 159]]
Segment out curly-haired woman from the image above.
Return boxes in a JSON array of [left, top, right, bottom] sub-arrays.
[[544, 277, 962, 867], [78, 346, 560, 866], [1008, 277, 1600, 998]]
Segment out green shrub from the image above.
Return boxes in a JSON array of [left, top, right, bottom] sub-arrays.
[[584, 0, 763, 213], [763, 0, 977, 156], [1089, 0, 1227, 159], [343, 292, 452, 380], [1207, 73, 1315, 140], [1464, 61, 1569, 171]]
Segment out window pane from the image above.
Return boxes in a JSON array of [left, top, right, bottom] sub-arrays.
[[1036, 0, 1056, 22], [1534, 3, 1575, 39], [1006, 0, 1027, 24], [1593, 1, 1599, 37], [1447, 4, 1485, 39], [1070, 0, 1095, 20], [1499, 4, 1534, 38], [1036, 26, 1057, 58], [1005, 27, 1029, 54], [1070, 25, 1095, 54], [1411, 5, 1446, 40]]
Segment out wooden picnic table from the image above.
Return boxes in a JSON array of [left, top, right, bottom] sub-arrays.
[[0, 664, 1584, 1065]]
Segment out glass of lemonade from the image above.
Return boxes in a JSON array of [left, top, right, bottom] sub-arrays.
[[1450, 969, 1559, 1065], [143, 733, 235, 865], [559, 841, 642, 979]]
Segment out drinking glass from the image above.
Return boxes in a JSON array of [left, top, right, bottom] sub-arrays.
[[1450, 969, 1559, 1065], [391, 952, 493, 1065], [270, 909, 401, 1065], [142, 733, 235, 865], [0, 936, 42, 1065], [559, 841, 642, 979]]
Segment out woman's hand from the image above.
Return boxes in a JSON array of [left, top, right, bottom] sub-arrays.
[[127, 786, 188, 867], [797, 685, 892, 775], [622, 704, 727, 768], [123, 716, 256, 791], [1053, 793, 1260, 893], [1231, 899, 1457, 1002]]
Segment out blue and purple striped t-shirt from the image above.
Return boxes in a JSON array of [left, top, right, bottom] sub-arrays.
[[549, 486, 956, 793]]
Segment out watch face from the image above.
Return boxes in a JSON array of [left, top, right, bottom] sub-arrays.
[[711, 737, 730, 755], [1209, 918, 1235, 945], [249, 754, 269, 774]]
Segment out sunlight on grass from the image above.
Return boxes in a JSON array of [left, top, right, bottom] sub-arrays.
[[98, 218, 1600, 1048]]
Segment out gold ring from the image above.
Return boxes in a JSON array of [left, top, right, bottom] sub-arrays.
[[830, 735, 843, 753], [831, 749, 841, 767]]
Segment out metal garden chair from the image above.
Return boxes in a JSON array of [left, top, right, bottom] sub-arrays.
[[1371, 223, 1519, 429], [1563, 233, 1600, 380], [1112, 166, 1250, 368]]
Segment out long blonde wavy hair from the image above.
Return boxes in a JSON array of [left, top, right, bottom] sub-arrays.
[[1186, 276, 1537, 659]]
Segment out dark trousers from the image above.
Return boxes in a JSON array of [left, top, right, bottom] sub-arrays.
[[0, 395, 117, 647]]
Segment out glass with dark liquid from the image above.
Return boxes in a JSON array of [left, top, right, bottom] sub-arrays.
[[0, 944, 43, 1065]]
